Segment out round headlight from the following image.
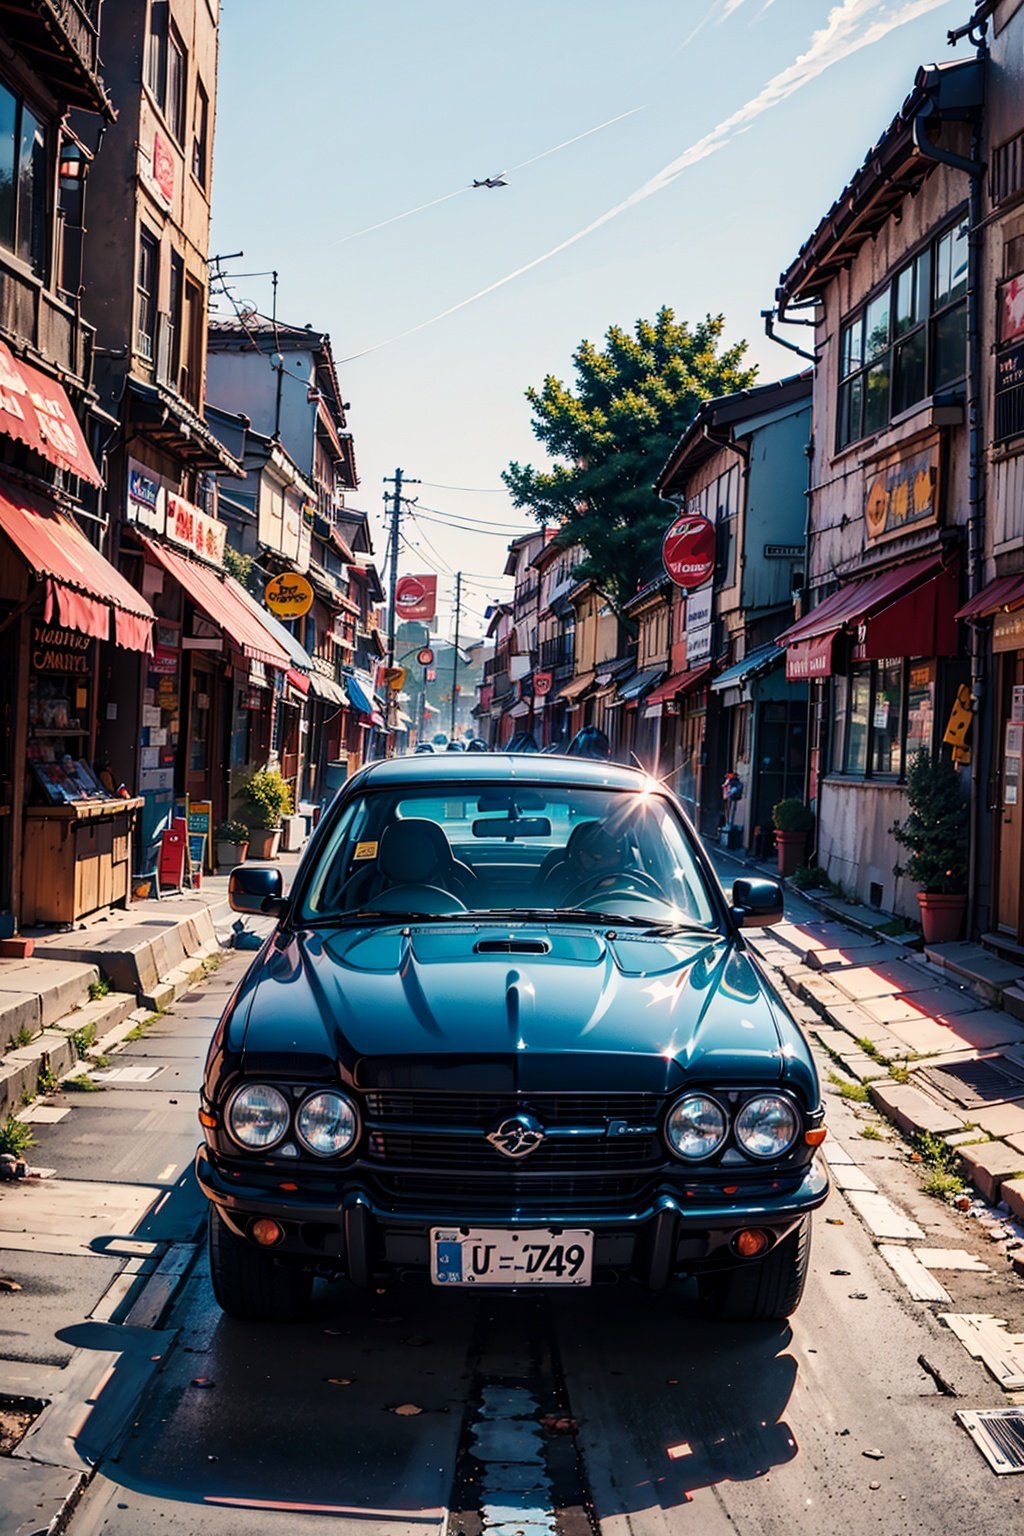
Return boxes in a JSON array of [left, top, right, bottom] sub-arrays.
[[296, 1091, 359, 1157], [665, 1094, 728, 1161], [227, 1083, 290, 1150], [735, 1095, 799, 1160]]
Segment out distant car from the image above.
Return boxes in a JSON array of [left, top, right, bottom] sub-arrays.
[[413, 742, 435, 754], [506, 730, 539, 753], [465, 737, 490, 752], [201, 754, 827, 1322], [444, 739, 466, 751]]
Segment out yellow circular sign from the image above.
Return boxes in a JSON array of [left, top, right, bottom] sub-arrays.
[[264, 572, 314, 620]]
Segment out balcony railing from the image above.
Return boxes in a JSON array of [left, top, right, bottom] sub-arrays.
[[0, 254, 93, 384], [4, 3, 107, 115], [540, 636, 574, 671]]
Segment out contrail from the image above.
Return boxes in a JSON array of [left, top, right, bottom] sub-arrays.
[[331, 106, 645, 249], [341, 0, 952, 364]]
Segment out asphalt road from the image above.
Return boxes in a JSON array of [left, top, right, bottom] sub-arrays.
[[11, 897, 1017, 1534]]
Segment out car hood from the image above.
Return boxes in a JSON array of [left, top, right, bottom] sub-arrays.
[[224, 922, 819, 1103]]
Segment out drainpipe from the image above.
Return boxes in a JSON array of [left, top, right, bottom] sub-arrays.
[[910, 70, 986, 936]]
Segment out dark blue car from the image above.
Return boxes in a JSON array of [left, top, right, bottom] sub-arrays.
[[197, 755, 828, 1321]]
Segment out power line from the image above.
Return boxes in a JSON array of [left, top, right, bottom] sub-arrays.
[[418, 480, 509, 495]]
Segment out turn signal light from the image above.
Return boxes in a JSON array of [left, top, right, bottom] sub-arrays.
[[805, 1127, 827, 1146], [734, 1228, 770, 1258], [198, 1109, 217, 1128], [251, 1218, 284, 1247]]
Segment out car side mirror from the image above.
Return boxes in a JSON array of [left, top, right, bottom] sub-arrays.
[[731, 876, 784, 928], [229, 865, 287, 918]]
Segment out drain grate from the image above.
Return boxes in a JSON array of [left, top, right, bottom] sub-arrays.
[[917, 1054, 1024, 1109], [957, 1410, 1024, 1474]]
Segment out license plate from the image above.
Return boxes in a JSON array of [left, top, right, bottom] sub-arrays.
[[430, 1227, 593, 1287]]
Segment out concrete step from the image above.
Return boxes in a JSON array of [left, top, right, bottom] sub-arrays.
[[31, 905, 221, 999], [1002, 984, 1024, 1024], [923, 940, 1024, 1008], [0, 959, 100, 1051], [0, 989, 136, 1120]]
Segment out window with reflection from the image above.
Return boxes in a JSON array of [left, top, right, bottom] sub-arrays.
[[831, 657, 932, 780], [0, 77, 49, 275]]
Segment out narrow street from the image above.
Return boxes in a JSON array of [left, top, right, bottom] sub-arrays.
[[0, 877, 1020, 1534]]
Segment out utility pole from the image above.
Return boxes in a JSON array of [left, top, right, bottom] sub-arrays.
[[449, 570, 462, 738], [382, 467, 418, 752]]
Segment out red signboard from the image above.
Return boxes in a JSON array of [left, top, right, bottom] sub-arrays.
[[417, 647, 435, 666], [395, 574, 437, 621], [662, 514, 716, 591], [534, 671, 552, 697], [152, 131, 175, 204], [1000, 272, 1024, 347]]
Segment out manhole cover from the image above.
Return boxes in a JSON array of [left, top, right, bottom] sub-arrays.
[[957, 1409, 1024, 1474], [917, 1055, 1024, 1109]]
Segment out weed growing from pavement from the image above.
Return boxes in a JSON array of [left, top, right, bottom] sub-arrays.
[[914, 1130, 967, 1201], [888, 1062, 911, 1084], [36, 1066, 57, 1096], [63, 1073, 103, 1092], [859, 1124, 884, 1141], [69, 1023, 96, 1059], [0, 1116, 36, 1158], [124, 1010, 164, 1041], [13, 1025, 32, 1048], [854, 1037, 887, 1064], [87, 978, 110, 1001], [827, 1070, 871, 1103], [202, 953, 223, 975]]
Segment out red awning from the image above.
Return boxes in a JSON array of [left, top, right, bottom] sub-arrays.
[[0, 341, 103, 486], [956, 573, 1024, 620], [645, 665, 711, 708], [286, 667, 311, 696], [0, 474, 153, 650], [136, 534, 290, 669], [778, 554, 955, 680]]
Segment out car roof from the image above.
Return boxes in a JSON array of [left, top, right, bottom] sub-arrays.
[[348, 753, 655, 792]]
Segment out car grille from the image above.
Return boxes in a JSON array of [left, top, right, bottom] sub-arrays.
[[361, 1091, 667, 1214]]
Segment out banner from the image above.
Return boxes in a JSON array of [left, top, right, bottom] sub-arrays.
[[395, 573, 437, 622]]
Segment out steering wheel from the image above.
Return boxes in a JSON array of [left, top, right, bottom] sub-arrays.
[[563, 870, 667, 907]]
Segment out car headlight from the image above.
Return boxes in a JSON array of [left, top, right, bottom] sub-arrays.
[[735, 1095, 799, 1159], [227, 1083, 290, 1150], [665, 1094, 728, 1161], [296, 1091, 359, 1157]]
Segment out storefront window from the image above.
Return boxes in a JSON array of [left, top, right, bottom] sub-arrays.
[[870, 660, 903, 776], [844, 664, 870, 774], [832, 657, 932, 780]]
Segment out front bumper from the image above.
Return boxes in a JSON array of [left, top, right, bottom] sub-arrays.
[[195, 1147, 830, 1289]]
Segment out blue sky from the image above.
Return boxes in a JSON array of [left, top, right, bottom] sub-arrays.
[[210, 0, 965, 637]]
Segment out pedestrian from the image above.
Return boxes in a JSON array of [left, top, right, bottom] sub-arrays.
[[722, 768, 743, 826]]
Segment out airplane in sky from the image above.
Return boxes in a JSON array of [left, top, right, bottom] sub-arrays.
[[472, 172, 508, 188]]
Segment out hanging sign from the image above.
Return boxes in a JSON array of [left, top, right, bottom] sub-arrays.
[[416, 647, 435, 666], [534, 671, 553, 697], [384, 666, 407, 692], [662, 514, 716, 590], [167, 493, 227, 567], [395, 574, 437, 622], [264, 571, 314, 619]]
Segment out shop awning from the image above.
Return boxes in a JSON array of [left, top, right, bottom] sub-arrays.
[[556, 670, 595, 703], [308, 671, 349, 707], [344, 670, 381, 716], [956, 573, 1024, 620], [136, 534, 290, 669], [508, 699, 531, 719], [777, 555, 957, 681], [646, 665, 712, 709], [709, 644, 783, 693], [616, 666, 665, 709], [0, 474, 153, 650], [0, 341, 103, 486]]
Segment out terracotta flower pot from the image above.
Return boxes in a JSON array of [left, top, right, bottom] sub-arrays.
[[775, 829, 807, 877], [217, 840, 249, 868], [247, 828, 281, 861], [917, 891, 967, 944]]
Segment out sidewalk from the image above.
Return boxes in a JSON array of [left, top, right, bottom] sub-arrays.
[[0, 855, 301, 1123], [708, 838, 1024, 1228]]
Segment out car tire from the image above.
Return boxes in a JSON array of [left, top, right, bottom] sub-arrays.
[[699, 1217, 812, 1322], [208, 1209, 313, 1322]]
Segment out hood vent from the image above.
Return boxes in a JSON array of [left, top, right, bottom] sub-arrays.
[[474, 938, 551, 956]]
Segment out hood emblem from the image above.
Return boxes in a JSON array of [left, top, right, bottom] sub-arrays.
[[486, 1112, 545, 1160]]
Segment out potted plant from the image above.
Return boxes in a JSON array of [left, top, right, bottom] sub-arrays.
[[892, 749, 968, 943], [772, 798, 815, 878], [241, 769, 294, 860], [216, 819, 250, 869]]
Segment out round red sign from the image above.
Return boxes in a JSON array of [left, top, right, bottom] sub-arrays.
[[662, 513, 716, 590], [416, 647, 434, 666]]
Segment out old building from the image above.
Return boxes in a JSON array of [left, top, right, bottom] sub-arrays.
[[0, 1, 157, 932]]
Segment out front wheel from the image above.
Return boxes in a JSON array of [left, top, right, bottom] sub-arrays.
[[699, 1218, 812, 1322], [208, 1209, 314, 1322]]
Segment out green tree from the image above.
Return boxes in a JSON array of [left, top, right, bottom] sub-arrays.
[[503, 308, 756, 607]]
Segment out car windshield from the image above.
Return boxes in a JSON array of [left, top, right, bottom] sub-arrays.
[[296, 782, 718, 927]]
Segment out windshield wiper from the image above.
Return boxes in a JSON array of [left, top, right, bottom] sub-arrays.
[[472, 907, 717, 934], [300, 909, 472, 928]]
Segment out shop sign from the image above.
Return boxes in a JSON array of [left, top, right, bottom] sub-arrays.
[[663, 513, 717, 590], [264, 571, 314, 619], [864, 439, 939, 542], [151, 647, 179, 675], [996, 339, 1024, 398], [31, 622, 91, 674], [384, 666, 406, 692], [999, 272, 1024, 346], [167, 493, 226, 567], [395, 573, 437, 621], [152, 131, 174, 203], [994, 606, 1024, 653], [534, 671, 552, 697], [687, 624, 712, 664], [126, 457, 166, 533], [416, 647, 434, 666]]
